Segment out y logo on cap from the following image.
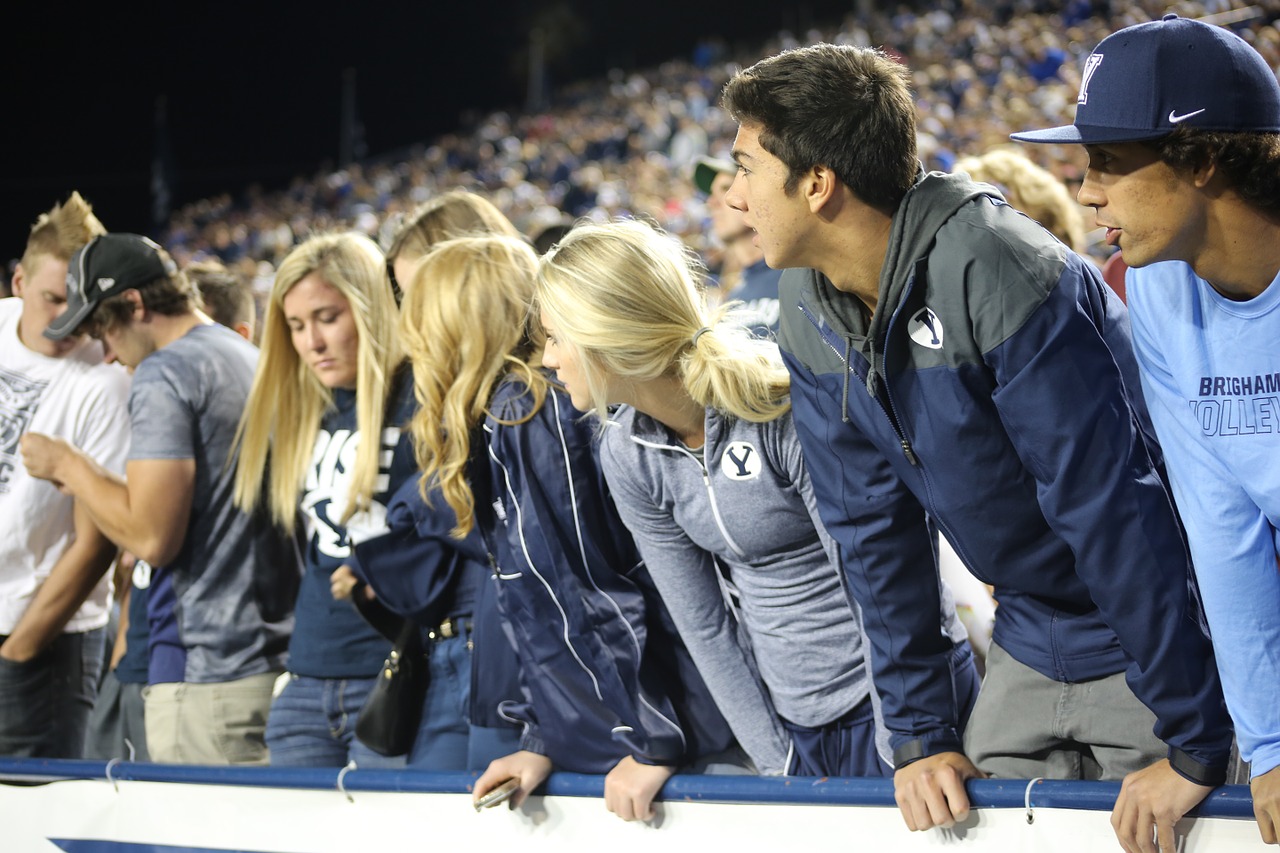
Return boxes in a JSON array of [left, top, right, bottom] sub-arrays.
[[96, 277, 116, 292], [1078, 53, 1104, 104], [908, 307, 944, 350], [1168, 108, 1206, 124], [720, 441, 761, 481]]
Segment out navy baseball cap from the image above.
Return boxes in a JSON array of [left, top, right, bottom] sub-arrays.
[[1012, 15, 1280, 145], [45, 233, 177, 340]]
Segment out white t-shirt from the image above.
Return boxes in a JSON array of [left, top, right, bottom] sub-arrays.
[[0, 297, 131, 634]]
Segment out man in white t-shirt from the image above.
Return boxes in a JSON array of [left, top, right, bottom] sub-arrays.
[[0, 193, 131, 758]]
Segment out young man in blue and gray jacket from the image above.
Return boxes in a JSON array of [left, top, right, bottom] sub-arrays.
[[719, 43, 1233, 853]]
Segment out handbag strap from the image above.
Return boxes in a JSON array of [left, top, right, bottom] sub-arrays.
[[352, 590, 419, 647]]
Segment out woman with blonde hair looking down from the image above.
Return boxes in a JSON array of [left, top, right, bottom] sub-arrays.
[[232, 231, 472, 768], [535, 218, 977, 778], [399, 234, 738, 821]]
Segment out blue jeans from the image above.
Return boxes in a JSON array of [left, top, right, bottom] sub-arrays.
[[407, 633, 472, 769], [0, 627, 105, 758], [265, 674, 407, 769]]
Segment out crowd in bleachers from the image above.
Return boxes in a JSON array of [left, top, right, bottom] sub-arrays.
[[148, 0, 1273, 286], [5, 0, 1280, 848]]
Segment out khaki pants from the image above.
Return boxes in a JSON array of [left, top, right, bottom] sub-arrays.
[[963, 641, 1164, 780], [143, 671, 279, 765]]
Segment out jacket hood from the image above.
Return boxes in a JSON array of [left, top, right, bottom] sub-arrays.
[[784, 170, 1002, 412], [868, 170, 1001, 353]]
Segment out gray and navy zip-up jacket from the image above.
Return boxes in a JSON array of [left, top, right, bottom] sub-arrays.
[[777, 170, 1232, 784], [473, 375, 735, 773], [602, 404, 965, 773]]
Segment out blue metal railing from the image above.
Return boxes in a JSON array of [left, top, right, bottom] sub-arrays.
[[0, 758, 1256, 819]]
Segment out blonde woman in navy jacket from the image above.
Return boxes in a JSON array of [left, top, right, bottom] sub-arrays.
[[398, 234, 735, 822], [536, 219, 975, 778]]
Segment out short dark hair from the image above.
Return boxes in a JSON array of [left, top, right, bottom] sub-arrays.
[[721, 43, 919, 213], [186, 260, 254, 329], [1149, 127, 1280, 216]]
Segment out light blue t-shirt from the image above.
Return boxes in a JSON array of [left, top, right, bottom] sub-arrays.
[[128, 322, 297, 684], [1128, 261, 1280, 779]]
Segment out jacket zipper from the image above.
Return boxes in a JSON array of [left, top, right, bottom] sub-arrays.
[[699, 463, 748, 559], [798, 301, 918, 465], [628, 436, 748, 559]]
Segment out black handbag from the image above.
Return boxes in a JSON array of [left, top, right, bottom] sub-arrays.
[[353, 595, 430, 758]]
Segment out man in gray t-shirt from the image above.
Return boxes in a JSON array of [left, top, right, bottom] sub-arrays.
[[22, 233, 297, 765]]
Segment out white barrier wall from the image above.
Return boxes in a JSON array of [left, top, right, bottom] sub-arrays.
[[0, 761, 1265, 853]]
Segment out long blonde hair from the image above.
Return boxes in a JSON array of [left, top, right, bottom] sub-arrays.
[[536, 218, 790, 423], [232, 231, 403, 532], [399, 235, 547, 537]]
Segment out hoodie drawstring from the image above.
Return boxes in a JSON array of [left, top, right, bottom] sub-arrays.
[[841, 337, 853, 423], [865, 337, 879, 399]]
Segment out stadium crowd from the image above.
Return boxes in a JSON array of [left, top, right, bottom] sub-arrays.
[[3, 1, 1280, 852]]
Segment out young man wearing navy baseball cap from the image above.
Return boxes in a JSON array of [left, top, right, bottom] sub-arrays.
[[20, 233, 298, 765], [1016, 15, 1280, 847]]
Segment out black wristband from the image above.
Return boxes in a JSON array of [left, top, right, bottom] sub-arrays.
[[893, 739, 929, 768], [1169, 748, 1228, 788]]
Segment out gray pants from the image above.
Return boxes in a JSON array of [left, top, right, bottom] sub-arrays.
[[84, 670, 149, 762], [963, 641, 1164, 780]]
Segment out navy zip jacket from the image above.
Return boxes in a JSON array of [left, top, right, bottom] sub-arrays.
[[777, 170, 1231, 783], [473, 375, 735, 774], [348, 471, 523, 732]]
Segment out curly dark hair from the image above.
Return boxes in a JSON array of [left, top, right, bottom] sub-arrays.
[[1150, 127, 1280, 215]]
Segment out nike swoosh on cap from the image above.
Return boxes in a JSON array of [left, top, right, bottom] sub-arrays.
[[1168, 108, 1207, 123]]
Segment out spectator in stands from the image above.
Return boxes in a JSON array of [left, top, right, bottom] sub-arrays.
[[384, 190, 521, 298], [529, 216, 575, 255], [951, 146, 1086, 254], [693, 156, 782, 335], [1014, 15, 1280, 847], [354, 192, 530, 763], [399, 235, 737, 821], [1, 194, 130, 759], [87, 261, 261, 764], [186, 260, 256, 341], [230, 232, 453, 768], [721, 42, 1233, 850], [536, 218, 978, 778], [21, 234, 297, 765]]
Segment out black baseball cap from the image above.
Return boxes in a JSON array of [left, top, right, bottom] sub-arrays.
[[1012, 15, 1280, 145], [45, 233, 177, 340]]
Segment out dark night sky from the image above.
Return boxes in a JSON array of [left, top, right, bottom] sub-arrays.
[[5, 1, 858, 262]]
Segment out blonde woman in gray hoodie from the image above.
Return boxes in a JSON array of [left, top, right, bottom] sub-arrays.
[[536, 218, 976, 778]]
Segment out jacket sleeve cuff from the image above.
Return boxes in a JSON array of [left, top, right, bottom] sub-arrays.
[[1168, 747, 1227, 787], [891, 729, 965, 769], [519, 729, 548, 757]]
